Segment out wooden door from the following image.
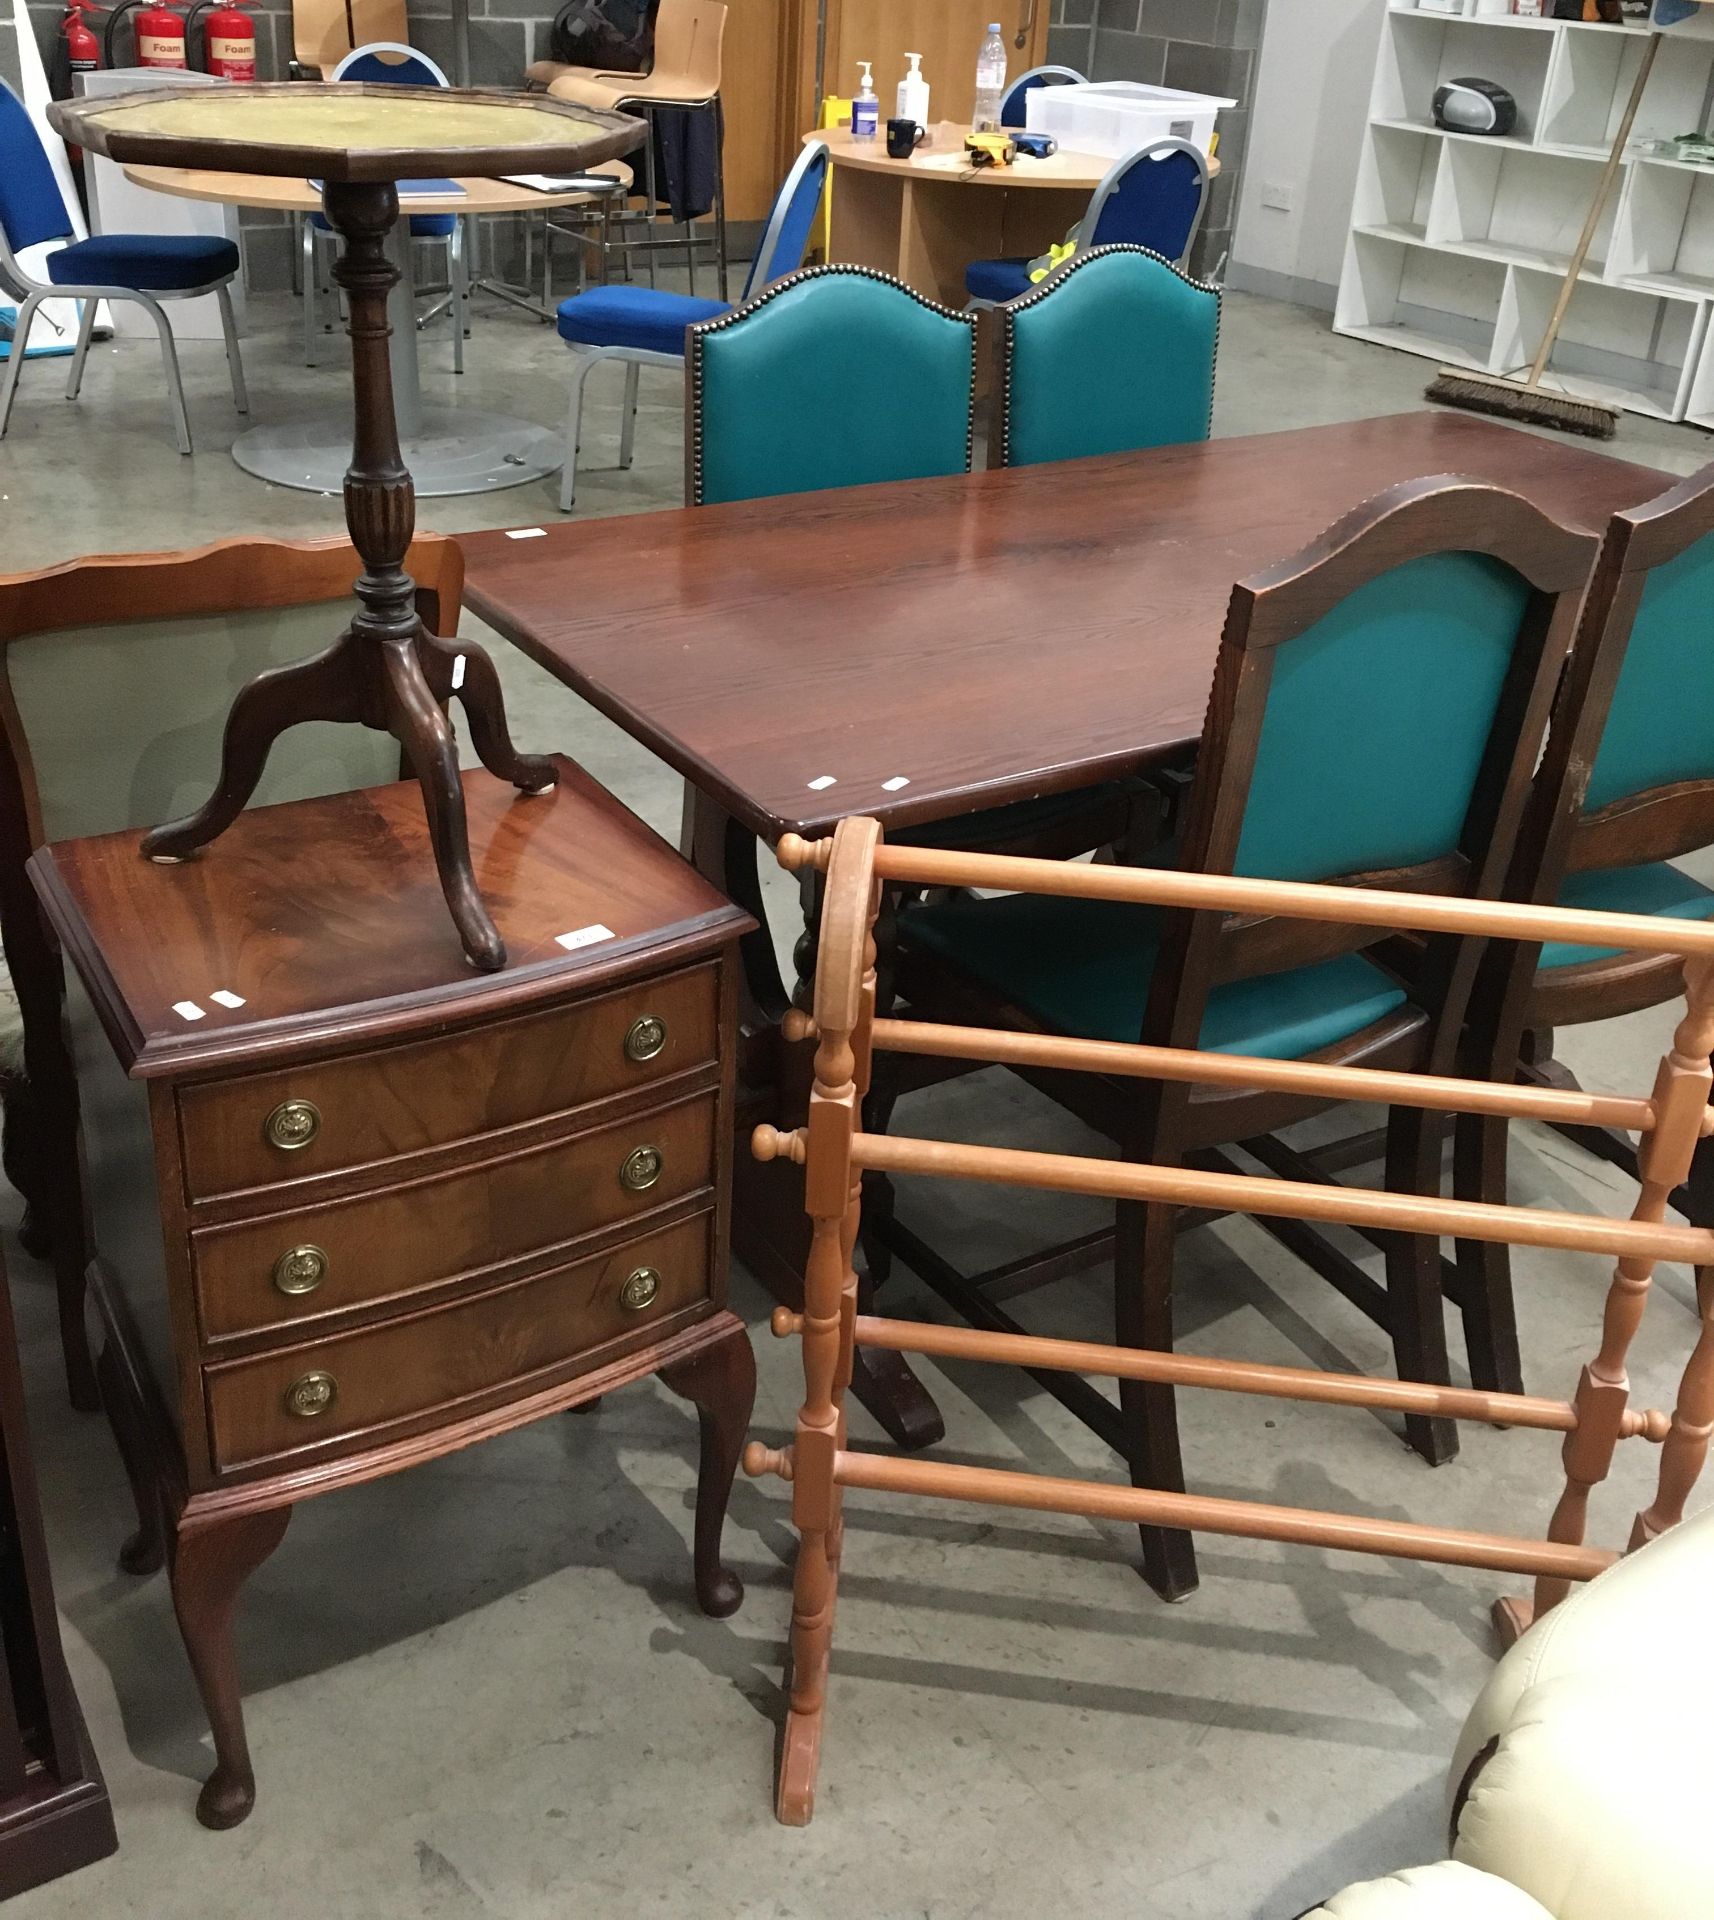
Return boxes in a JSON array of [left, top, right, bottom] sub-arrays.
[[818, 0, 1050, 130]]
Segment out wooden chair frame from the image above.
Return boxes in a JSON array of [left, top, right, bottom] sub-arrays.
[[0, 533, 463, 1410], [878, 477, 1597, 1601], [746, 814, 1714, 1826]]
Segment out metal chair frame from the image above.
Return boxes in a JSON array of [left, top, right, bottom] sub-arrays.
[[558, 136, 827, 512], [0, 211, 245, 457]]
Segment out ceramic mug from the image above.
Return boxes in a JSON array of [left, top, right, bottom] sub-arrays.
[[886, 118, 927, 159]]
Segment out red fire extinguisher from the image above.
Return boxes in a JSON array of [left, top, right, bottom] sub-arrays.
[[132, 0, 187, 68], [61, 0, 101, 75], [199, 0, 254, 80]]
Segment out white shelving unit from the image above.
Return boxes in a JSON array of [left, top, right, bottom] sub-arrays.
[[1335, 2, 1714, 424]]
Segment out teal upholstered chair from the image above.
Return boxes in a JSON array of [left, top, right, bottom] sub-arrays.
[[1455, 464, 1714, 1401], [685, 264, 975, 507], [684, 263, 1152, 862], [991, 244, 1219, 469], [882, 477, 1597, 1602]]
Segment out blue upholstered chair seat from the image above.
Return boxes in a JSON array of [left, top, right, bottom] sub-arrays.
[[310, 210, 456, 239], [964, 256, 1033, 304], [901, 891, 1407, 1058], [46, 233, 239, 290], [558, 285, 729, 354], [1541, 862, 1714, 969]]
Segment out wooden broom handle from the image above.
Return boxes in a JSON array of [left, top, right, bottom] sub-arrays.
[[1528, 30, 1661, 388]]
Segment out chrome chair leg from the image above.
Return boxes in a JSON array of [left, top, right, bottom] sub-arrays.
[[0, 291, 43, 438], [560, 351, 596, 512], [302, 214, 319, 367], [216, 283, 249, 414], [619, 359, 640, 471], [137, 292, 193, 455], [642, 106, 659, 290], [64, 297, 98, 400], [451, 222, 466, 376]]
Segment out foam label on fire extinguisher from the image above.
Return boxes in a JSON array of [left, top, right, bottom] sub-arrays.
[[138, 34, 187, 66], [208, 37, 253, 80]]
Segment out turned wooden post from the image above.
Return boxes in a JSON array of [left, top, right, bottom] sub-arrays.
[[1505, 958, 1714, 1638]]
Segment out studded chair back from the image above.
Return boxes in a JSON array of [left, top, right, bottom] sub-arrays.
[[685, 265, 975, 508]]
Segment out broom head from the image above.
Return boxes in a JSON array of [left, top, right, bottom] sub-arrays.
[[1426, 366, 1619, 440]]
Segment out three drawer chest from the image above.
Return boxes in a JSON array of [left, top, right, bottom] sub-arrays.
[[30, 757, 756, 1829]]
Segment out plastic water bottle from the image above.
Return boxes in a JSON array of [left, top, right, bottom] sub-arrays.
[[973, 22, 1007, 133]]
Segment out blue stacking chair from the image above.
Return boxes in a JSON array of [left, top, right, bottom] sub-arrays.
[[1000, 63, 1085, 128], [301, 44, 468, 371], [555, 139, 829, 511], [964, 136, 1210, 309], [0, 79, 246, 454], [991, 244, 1219, 468]]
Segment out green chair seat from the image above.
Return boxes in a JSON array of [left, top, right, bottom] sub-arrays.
[[892, 782, 1133, 852], [1541, 862, 1714, 969], [901, 891, 1407, 1057]]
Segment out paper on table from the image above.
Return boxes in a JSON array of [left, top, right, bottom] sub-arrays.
[[501, 172, 606, 192]]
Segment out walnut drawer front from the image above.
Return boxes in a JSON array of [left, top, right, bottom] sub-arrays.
[[191, 1092, 716, 1343], [176, 965, 719, 1201], [203, 1212, 713, 1473]]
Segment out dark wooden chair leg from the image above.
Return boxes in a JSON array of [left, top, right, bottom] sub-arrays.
[[417, 632, 559, 795], [1383, 1108, 1459, 1466], [1116, 1197, 1198, 1602], [660, 1317, 757, 1618], [1452, 1110, 1524, 1396], [167, 1503, 291, 1831], [139, 637, 362, 863], [94, 1340, 166, 1576]]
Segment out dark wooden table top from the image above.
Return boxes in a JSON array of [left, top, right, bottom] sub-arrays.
[[460, 413, 1671, 843], [30, 756, 749, 1078]]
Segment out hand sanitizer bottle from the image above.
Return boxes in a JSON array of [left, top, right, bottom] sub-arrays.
[[897, 51, 930, 125], [853, 61, 879, 138]]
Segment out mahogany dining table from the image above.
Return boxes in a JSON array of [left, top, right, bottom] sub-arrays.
[[459, 409, 1672, 1444]]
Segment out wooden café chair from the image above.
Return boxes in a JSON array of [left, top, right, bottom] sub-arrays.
[[1454, 463, 1714, 1394], [287, 0, 407, 78], [988, 242, 1220, 470], [875, 478, 1597, 1601], [746, 812, 1714, 1825], [0, 533, 464, 1410]]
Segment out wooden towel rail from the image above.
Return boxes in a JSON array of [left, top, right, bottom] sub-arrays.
[[743, 817, 1714, 1825]]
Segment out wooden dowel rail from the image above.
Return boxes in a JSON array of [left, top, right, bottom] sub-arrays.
[[811, 1450, 1620, 1586], [766, 1309, 1672, 1440], [753, 1126, 1714, 1267], [775, 833, 1714, 960], [782, 1011, 1705, 1138]]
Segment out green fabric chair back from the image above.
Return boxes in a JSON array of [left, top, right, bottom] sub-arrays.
[[996, 245, 1218, 470], [1233, 551, 1532, 884], [1583, 527, 1714, 814], [687, 266, 975, 508]]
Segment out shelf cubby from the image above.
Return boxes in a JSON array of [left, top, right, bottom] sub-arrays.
[[1334, 229, 1503, 372], [1611, 156, 1714, 298], [1352, 121, 1442, 244], [1372, 11, 1553, 139], [1537, 19, 1714, 157], [1495, 267, 1707, 421], [1428, 140, 1612, 275]]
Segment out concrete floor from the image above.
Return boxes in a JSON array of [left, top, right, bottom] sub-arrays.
[[1, 286, 1711, 1920]]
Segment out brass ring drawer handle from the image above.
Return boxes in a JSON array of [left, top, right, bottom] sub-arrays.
[[624, 1014, 668, 1063], [620, 1266, 661, 1312], [619, 1144, 663, 1192], [264, 1098, 321, 1151], [284, 1371, 337, 1419], [272, 1245, 329, 1297]]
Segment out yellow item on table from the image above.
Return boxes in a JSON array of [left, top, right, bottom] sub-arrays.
[[963, 130, 1012, 168]]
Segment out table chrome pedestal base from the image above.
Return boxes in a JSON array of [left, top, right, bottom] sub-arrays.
[[231, 408, 564, 496]]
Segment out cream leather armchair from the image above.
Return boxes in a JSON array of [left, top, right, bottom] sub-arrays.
[[1308, 1506, 1714, 1918]]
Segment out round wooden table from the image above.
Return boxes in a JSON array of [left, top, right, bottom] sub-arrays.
[[126, 162, 631, 496], [812, 124, 1219, 309]]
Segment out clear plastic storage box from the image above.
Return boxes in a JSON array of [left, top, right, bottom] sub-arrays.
[[1025, 81, 1235, 161]]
